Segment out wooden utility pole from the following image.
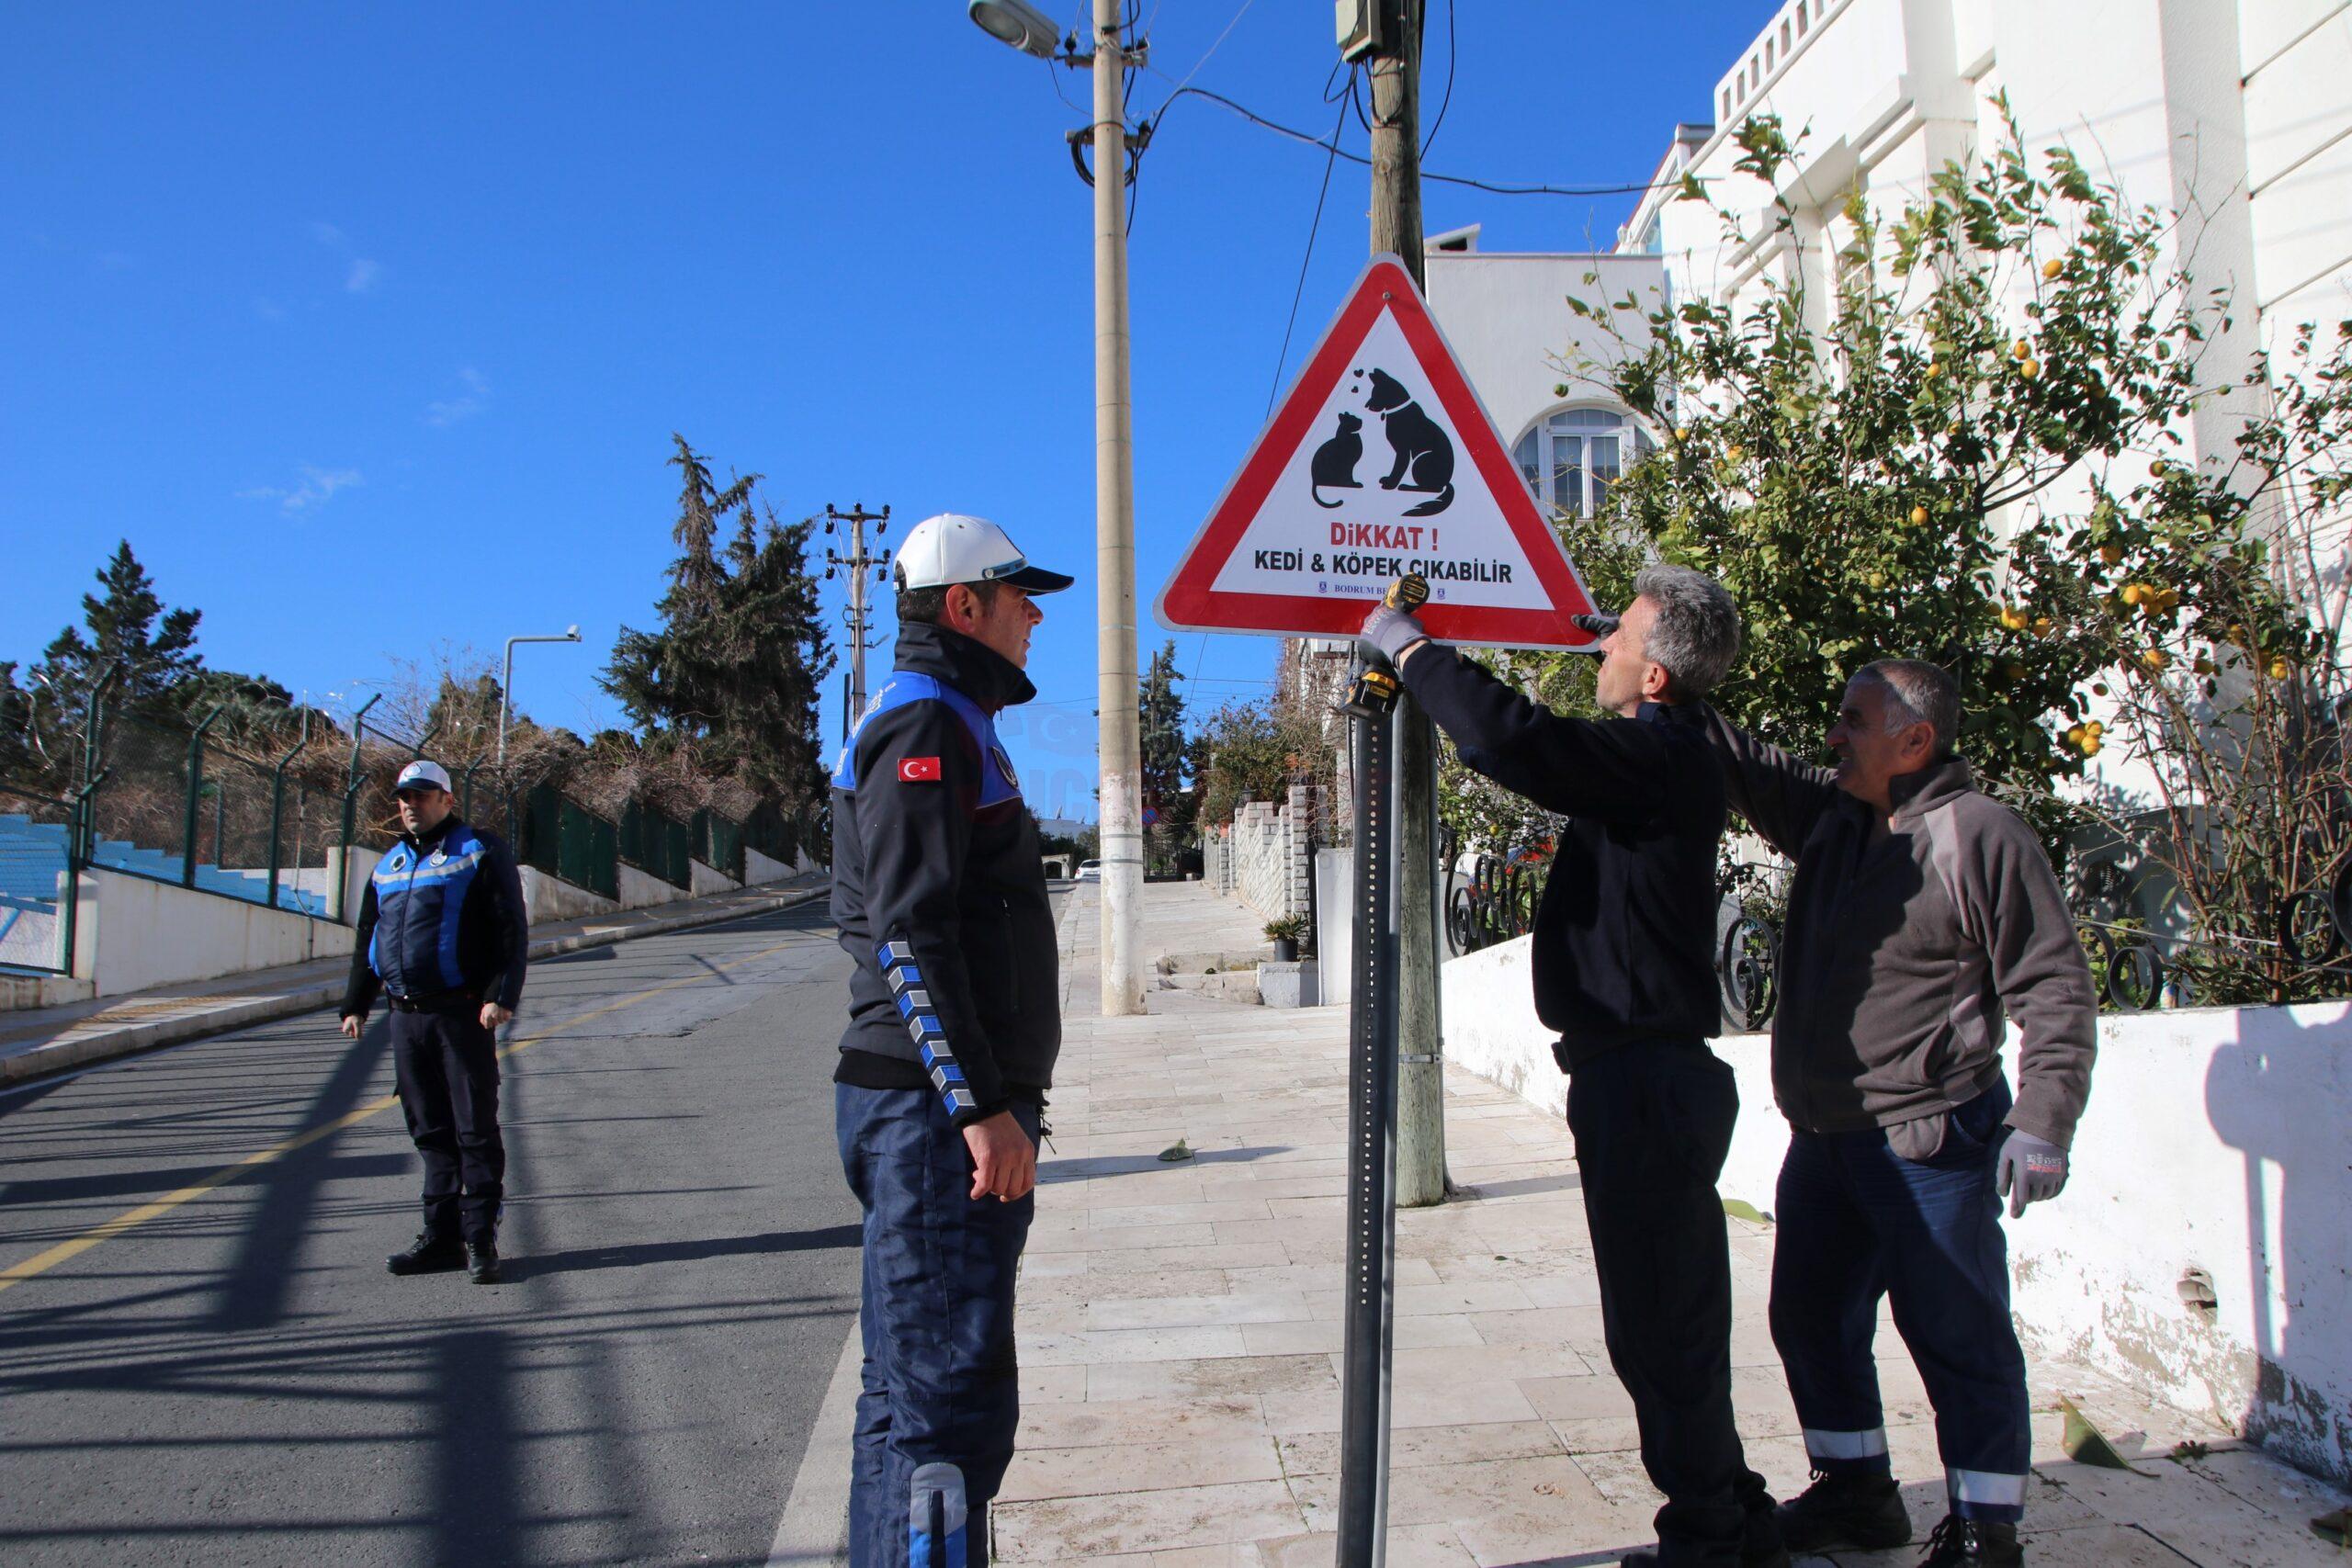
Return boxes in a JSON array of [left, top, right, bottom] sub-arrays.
[[1370, 0, 1448, 1210]]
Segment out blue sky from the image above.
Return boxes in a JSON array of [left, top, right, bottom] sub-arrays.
[[3, 2, 1774, 821]]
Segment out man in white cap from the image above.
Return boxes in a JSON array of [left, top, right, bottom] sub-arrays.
[[339, 758, 530, 1284], [829, 513, 1070, 1567]]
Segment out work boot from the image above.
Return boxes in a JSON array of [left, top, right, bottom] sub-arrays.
[[387, 1232, 465, 1276], [1917, 1514, 2022, 1566], [467, 1241, 501, 1284], [1774, 1469, 1912, 1551]]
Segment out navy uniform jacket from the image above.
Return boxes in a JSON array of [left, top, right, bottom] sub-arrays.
[[830, 622, 1060, 1127], [1400, 645, 1726, 1066], [340, 816, 530, 1018]]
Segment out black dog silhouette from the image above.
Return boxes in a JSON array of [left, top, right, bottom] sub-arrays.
[[1310, 412, 1364, 508], [1364, 368, 1454, 516]]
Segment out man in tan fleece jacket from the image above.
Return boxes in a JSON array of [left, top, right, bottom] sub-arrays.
[[1700, 659, 2096, 1568]]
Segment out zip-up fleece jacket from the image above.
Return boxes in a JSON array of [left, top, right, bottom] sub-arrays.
[[1399, 643, 1726, 1065], [830, 622, 1060, 1127], [340, 816, 528, 1019], [1697, 713, 2096, 1148]]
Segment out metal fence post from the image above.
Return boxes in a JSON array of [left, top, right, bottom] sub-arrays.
[[181, 705, 225, 888], [76, 664, 125, 863], [334, 695, 381, 923], [265, 710, 311, 913]]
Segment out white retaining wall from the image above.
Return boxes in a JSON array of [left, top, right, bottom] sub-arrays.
[[1439, 934, 2352, 1484], [80, 866, 353, 998], [744, 845, 799, 886]]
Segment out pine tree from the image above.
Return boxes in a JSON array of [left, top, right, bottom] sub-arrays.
[[1138, 641, 1193, 869], [602, 442, 834, 806], [37, 541, 205, 719]]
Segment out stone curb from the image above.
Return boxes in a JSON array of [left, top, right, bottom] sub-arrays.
[[0, 883, 828, 1088]]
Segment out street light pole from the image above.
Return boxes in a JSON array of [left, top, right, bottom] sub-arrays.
[[497, 626, 583, 767], [966, 0, 1146, 1016], [1087, 0, 1146, 1016]]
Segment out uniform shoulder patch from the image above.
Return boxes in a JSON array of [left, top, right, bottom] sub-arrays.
[[899, 756, 943, 783]]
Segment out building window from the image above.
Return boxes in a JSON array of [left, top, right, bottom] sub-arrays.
[[1513, 407, 1655, 518]]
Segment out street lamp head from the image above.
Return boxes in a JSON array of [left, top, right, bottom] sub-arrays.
[[565, 625, 581, 639], [968, 0, 1059, 59]]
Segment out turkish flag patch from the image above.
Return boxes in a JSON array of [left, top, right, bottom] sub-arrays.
[[898, 756, 942, 783]]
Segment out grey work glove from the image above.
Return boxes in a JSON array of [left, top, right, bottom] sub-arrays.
[[1996, 1127, 2068, 1217], [1358, 603, 1429, 666]]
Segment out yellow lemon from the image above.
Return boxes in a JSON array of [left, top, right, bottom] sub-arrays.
[[2018, 358, 2041, 380], [2142, 649, 2170, 671], [2099, 543, 2123, 565], [2269, 657, 2290, 680], [2042, 258, 2064, 280], [2150, 459, 2168, 478], [2013, 339, 2032, 359], [2120, 583, 2146, 605], [2086, 721, 2104, 737], [2034, 616, 2053, 636], [2082, 737, 2103, 757], [1910, 504, 1930, 526]]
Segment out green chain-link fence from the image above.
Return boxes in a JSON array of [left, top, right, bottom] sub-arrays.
[[521, 782, 619, 899], [618, 798, 694, 889]]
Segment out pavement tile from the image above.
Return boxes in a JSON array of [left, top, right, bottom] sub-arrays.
[[991, 1479, 1307, 1562], [1088, 1353, 1338, 1404], [1019, 1395, 1269, 1451], [1278, 1420, 1567, 1477], [996, 1431, 1286, 1502], [1086, 1292, 1314, 1331]]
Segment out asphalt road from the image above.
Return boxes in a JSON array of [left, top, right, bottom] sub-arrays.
[[0, 898, 866, 1568]]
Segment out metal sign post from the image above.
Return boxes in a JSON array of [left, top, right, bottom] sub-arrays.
[[1337, 654, 1401, 1566]]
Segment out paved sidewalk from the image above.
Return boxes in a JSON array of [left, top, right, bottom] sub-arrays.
[[0, 875, 825, 1084], [998, 882, 2350, 1566]]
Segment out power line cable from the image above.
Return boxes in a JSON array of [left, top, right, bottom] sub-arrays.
[[1147, 76, 1683, 198], [1420, 0, 1456, 159], [1267, 78, 1352, 418]]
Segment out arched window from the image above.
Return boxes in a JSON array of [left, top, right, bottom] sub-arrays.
[[1512, 406, 1654, 518]]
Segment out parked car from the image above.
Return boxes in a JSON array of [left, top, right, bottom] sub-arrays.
[[1075, 860, 1102, 882]]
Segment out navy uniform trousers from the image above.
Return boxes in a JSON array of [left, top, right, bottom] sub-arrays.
[[1770, 1077, 2031, 1524], [1566, 1040, 1773, 1564], [390, 1005, 505, 1247], [837, 1083, 1040, 1568]]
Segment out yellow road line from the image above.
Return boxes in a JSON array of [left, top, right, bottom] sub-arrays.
[[0, 936, 806, 1296]]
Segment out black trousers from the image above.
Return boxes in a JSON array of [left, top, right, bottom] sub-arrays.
[[1566, 1039, 1770, 1564], [390, 1005, 505, 1247]]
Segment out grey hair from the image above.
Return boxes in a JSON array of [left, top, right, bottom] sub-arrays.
[[1630, 565, 1741, 698], [1858, 659, 1960, 755]]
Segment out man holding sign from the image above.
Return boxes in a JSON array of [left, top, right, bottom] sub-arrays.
[[1359, 568, 1785, 1568]]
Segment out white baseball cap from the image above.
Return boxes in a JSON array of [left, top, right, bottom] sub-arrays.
[[893, 513, 1073, 595], [395, 759, 454, 795]]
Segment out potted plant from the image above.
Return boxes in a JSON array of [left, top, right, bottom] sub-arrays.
[[1263, 914, 1309, 964]]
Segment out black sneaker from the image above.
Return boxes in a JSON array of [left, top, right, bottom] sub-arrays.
[[1774, 1469, 1912, 1551], [387, 1232, 466, 1276], [1917, 1514, 2021, 1566], [467, 1242, 501, 1284]]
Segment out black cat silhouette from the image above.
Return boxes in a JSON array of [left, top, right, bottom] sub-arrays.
[[1310, 412, 1364, 508], [1364, 367, 1455, 516]]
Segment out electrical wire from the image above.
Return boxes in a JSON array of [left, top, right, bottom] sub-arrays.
[[1267, 79, 1352, 418], [1156, 0, 1256, 111], [1420, 0, 1456, 160], [1149, 78, 1685, 198]]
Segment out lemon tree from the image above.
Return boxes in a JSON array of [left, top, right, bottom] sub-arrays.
[[1563, 106, 2286, 854]]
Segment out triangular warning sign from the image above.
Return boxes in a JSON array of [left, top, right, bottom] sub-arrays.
[[1158, 254, 1599, 649]]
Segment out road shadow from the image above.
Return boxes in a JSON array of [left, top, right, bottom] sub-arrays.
[[1038, 1145, 1292, 1184], [506, 1224, 863, 1280], [209, 1013, 395, 1334]]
